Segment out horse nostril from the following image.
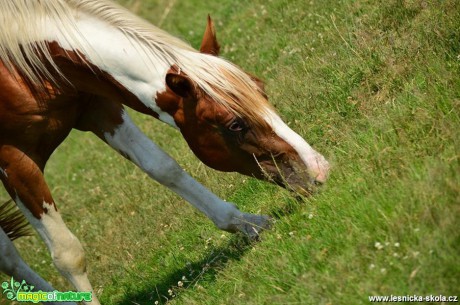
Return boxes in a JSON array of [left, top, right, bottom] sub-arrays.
[[314, 180, 324, 187], [314, 170, 328, 185]]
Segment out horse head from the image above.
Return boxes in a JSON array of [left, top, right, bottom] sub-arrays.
[[159, 16, 330, 195]]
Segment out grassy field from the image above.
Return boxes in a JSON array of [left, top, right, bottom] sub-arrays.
[[1, 0, 459, 304]]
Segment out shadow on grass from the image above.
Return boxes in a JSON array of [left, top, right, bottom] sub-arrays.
[[118, 196, 305, 305], [118, 234, 256, 305]]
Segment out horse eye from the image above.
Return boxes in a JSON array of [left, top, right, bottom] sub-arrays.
[[228, 119, 245, 132]]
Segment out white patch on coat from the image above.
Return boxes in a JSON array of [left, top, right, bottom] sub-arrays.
[[0, 168, 7, 178], [44, 13, 177, 127]]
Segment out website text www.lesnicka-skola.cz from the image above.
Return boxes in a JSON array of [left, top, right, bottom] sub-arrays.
[[369, 295, 458, 303]]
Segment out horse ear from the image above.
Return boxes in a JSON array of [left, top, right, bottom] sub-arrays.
[[166, 72, 194, 98], [251, 76, 266, 93], [200, 15, 220, 56], [249, 74, 268, 99]]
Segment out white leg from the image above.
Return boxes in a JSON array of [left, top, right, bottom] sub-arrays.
[[104, 110, 271, 237], [14, 199, 100, 305], [0, 228, 77, 305]]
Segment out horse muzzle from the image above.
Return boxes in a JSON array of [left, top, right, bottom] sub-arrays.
[[258, 154, 330, 196]]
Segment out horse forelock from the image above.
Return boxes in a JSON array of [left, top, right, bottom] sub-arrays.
[[177, 53, 273, 129], [0, 0, 273, 128]]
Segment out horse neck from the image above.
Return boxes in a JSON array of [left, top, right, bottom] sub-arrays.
[[51, 13, 179, 127]]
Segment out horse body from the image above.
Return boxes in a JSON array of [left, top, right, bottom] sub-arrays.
[[0, 1, 329, 304]]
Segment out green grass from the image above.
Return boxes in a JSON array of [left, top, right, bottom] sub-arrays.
[[1, 0, 459, 304]]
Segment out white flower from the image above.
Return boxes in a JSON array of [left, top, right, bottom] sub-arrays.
[[374, 242, 384, 250], [394, 242, 400, 247]]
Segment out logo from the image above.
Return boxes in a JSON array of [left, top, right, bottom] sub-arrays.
[[1, 277, 92, 303]]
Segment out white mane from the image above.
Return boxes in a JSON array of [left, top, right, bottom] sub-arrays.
[[0, 0, 271, 125]]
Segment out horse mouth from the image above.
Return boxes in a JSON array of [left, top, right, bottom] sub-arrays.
[[272, 174, 320, 196], [254, 158, 323, 196]]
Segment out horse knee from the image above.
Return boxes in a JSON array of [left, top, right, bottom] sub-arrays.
[[51, 234, 86, 275], [146, 158, 183, 187]]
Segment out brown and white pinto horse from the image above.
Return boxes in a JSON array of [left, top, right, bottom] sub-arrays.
[[0, 1, 329, 304]]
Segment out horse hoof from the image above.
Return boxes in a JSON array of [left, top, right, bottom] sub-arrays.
[[235, 213, 272, 239]]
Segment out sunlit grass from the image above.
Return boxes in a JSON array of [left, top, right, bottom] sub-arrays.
[[1, 0, 459, 304]]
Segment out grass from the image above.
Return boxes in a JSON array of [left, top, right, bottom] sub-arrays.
[[1, 0, 459, 304]]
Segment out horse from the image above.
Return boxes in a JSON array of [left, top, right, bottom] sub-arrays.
[[0, 1, 330, 304]]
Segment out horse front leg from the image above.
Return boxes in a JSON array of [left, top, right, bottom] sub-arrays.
[[81, 104, 271, 238], [0, 146, 99, 305]]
